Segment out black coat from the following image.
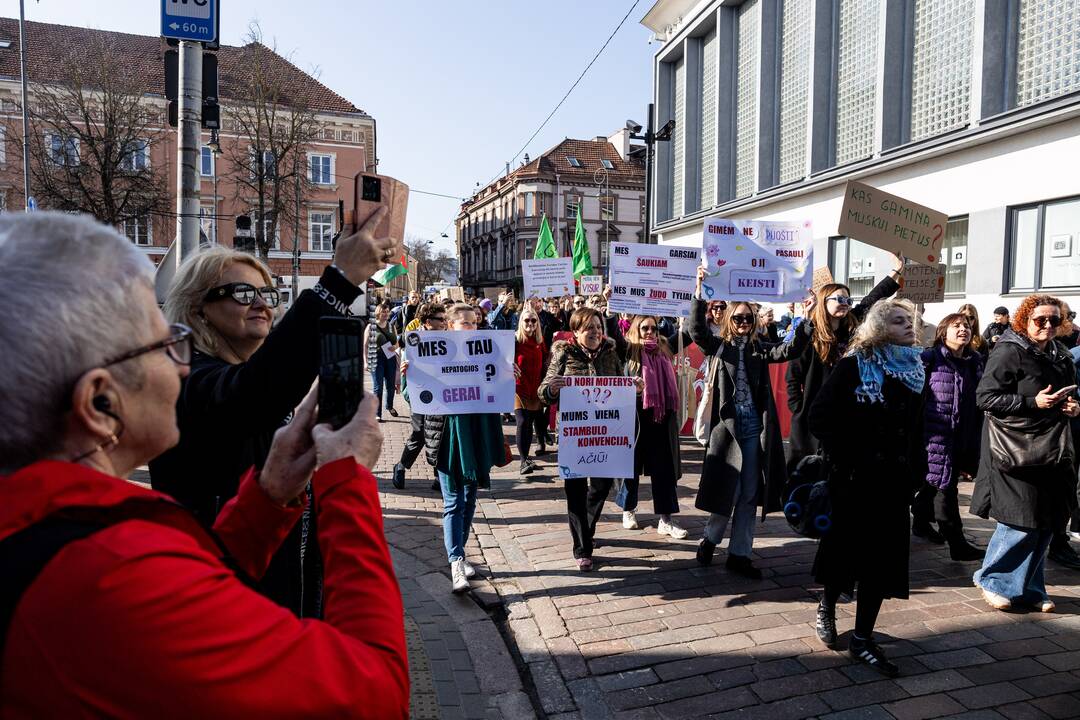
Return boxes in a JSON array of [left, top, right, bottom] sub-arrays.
[[149, 265, 360, 617], [689, 299, 812, 518], [809, 355, 926, 599], [969, 329, 1078, 530], [785, 275, 899, 472]]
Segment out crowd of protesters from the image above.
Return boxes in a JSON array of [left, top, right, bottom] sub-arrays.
[[3, 210, 1079, 718]]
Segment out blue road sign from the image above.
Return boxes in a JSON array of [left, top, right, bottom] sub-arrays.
[[161, 0, 218, 43]]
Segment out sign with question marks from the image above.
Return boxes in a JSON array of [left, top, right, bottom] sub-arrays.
[[403, 330, 515, 415], [557, 376, 636, 480], [837, 181, 949, 266], [701, 219, 814, 302], [896, 263, 947, 304]]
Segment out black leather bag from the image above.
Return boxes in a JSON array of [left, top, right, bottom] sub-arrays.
[[986, 414, 1074, 472], [783, 454, 833, 539]]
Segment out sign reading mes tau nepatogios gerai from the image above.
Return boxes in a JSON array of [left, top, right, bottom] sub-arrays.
[[403, 330, 515, 415]]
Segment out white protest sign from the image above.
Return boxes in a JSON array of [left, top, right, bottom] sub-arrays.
[[701, 219, 814, 302], [607, 242, 701, 317], [557, 376, 636, 480], [579, 275, 604, 296], [403, 330, 515, 414], [523, 258, 574, 299], [897, 263, 946, 304]]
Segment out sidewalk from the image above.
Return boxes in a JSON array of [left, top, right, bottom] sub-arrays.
[[375, 401, 1080, 720]]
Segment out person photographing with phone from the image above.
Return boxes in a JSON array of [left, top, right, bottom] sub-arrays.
[[151, 205, 400, 617], [0, 213, 407, 718]]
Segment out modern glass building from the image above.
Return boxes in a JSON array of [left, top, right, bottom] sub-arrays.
[[642, 0, 1080, 320]]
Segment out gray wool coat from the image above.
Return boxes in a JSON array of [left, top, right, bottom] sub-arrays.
[[688, 298, 812, 518]]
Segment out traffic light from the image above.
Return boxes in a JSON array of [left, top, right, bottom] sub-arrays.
[[165, 50, 220, 129]]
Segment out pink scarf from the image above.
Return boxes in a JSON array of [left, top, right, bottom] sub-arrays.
[[640, 340, 678, 422]]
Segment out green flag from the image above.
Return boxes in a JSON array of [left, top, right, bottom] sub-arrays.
[[571, 205, 593, 277], [534, 213, 557, 258]]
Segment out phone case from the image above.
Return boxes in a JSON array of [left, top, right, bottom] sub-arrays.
[[353, 173, 409, 244]]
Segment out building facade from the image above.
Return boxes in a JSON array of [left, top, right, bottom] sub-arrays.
[[0, 18, 375, 300], [642, 0, 1080, 322], [457, 133, 646, 297]]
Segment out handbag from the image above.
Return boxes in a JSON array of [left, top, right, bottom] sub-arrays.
[[693, 356, 718, 446], [986, 414, 1074, 471], [782, 454, 833, 539]]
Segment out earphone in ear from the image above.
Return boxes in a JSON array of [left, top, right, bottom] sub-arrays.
[[93, 395, 112, 412]]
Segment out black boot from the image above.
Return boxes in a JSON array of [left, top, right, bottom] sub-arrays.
[[944, 526, 985, 561], [1048, 536, 1080, 569], [816, 601, 838, 648], [725, 554, 763, 580], [696, 538, 716, 566], [849, 635, 898, 677], [392, 463, 406, 490], [912, 522, 945, 544]]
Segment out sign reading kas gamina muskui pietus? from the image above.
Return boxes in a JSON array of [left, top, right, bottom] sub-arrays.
[[837, 180, 949, 265], [558, 376, 636, 480], [701, 219, 814, 302], [607, 242, 701, 317], [403, 330, 515, 415]]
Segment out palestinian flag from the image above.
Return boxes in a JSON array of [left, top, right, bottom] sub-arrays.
[[373, 253, 407, 285]]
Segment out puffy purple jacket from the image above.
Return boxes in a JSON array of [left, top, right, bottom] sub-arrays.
[[922, 345, 984, 488]]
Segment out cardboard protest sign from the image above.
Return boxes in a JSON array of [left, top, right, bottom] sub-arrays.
[[522, 258, 574, 299], [403, 330, 515, 414], [897, 263, 946, 304], [558, 376, 636, 480], [579, 275, 604, 296], [812, 266, 835, 291], [701, 219, 814, 302], [607, 242, 701, 317], [837, 180, 949, 265], [439, 286, 465, 302]]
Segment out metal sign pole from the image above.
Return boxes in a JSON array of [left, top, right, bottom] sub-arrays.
[[175, 40, 202, 268]]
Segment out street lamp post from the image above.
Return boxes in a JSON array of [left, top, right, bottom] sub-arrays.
[[18, 0, 31, 210], [629, 104, 674, 245], [207, 129, 221, 245]]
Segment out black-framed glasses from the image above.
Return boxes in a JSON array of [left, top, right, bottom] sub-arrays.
[[205, 282, 281, 308], [825, 295, 854, 306], [1031, 315, 1063, 328], [731, 314, 755, 325], [103, 324, 193, 367]]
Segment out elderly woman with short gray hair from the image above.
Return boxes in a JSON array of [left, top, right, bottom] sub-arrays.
[[150, 208, 397, 616], [0, 212, 407, 717]]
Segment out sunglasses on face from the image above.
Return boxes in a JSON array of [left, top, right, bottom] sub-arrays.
[[731, 314, 755, 325], [825, 295, 854, 306], [1031, 315, 1063, 328], [524, 319, 538, 325], [640, 325, 657, 333], [205, 282, 281, 308]]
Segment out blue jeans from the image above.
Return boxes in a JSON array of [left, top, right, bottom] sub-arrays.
[[974, 522, 1053, 604], [704, 429, 761, 557], [371, 353, 398, 416], [439, 471, 477, 563]]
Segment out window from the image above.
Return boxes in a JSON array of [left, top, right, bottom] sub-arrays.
[[567, 157, 582, 168], [0, 126, 7, 165], [600, 237, 609, 267], [828, 236, 896, 298], [1015, 0, 1080, 108], [601, 159, 614, 170], [251, 211, 280, 249], [734, 0, 760, 198], [835, 0, 880, 164], [249, 149, 275, 180], [673, 55, 685, 214], [200, 146, 215, 176], [941, 217, 968, 295], [523, 191, 535, 217], [48, 134, 79, 166], [565, 193, 582, 218], [309, 154, 333, 185], [600, 195, 616, 221], [1008, 196, 1080, 291], [199, 205, 216, 244], [910, 0, 974, 142], [121, 140, 149, 171], [309, 211, 335, 252], [123, 216, 151, 246], [701, 28, 718, 207], [778, 0, 811, 184]]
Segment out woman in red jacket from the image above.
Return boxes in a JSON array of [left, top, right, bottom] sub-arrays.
[[515, 307, 548, 475], [0, 212, 408, 718]]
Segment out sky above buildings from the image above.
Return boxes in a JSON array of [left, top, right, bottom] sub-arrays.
[[19, 0, 656, 254]]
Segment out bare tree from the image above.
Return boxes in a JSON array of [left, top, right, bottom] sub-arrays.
[[405, 235, 458, 289], [222, 23, 322, 259], [23, 35, 169, 226]]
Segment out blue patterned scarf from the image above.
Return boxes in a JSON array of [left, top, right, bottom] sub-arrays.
[[854, 345, 925, 404]]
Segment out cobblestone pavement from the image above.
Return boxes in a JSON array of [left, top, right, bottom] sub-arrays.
[[375, 403, 1080, 720]]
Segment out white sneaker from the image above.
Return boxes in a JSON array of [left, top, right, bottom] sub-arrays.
[[451, 560, 470, 593], [622, 511, 639, 530], [1068, 531, 1080, 542], [462, 560, 477, 579], [658, 517, 689, 539]]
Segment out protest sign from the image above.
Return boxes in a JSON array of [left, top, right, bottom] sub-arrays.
[[557, 376, 636, 480], [897, 263, 946, 303], [701, 219, 814, 302], [837, 180, 949, 265], [523, 257, 574, 298], [812, 266, 835, 291], [403, 329, 515, 414], [607, 242, 701, 317], [579, 275, 604, 296], [439, 286, 465, 302]]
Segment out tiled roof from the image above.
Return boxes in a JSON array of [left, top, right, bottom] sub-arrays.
[[0, 17, 366, 116], [520, 137, 645, 181]]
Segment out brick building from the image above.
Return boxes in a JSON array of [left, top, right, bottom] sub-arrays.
[[456, 132, 646, 297], [0, 18, 375, 296]]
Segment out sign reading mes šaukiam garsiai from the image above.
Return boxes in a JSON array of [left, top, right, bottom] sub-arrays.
[[403, 330, 515, 415], [701, 219, 814, 302], [558, 376, 636, 480]]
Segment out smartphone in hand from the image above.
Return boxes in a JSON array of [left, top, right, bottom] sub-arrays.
[[317, 317, 366, 429]]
